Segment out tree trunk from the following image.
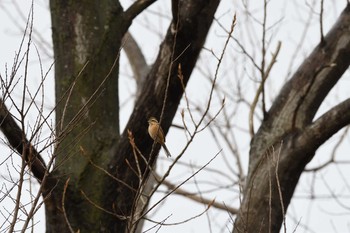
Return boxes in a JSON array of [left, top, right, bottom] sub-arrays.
[[46, 1, 220, 232], [47, 1, 125, 232], [233, 4, 350, 233]]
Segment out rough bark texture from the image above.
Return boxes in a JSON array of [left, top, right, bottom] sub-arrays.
[[47, 1, 125, 232], [0, 99, 46, 181], [106, 1, 220, 232], [45, 0, 220, 232], [233, 4, 350, 233]]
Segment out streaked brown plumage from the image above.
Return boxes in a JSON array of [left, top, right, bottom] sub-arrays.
[[147, 117, 171, 157]]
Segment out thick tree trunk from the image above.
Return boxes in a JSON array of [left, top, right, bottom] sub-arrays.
[[233, 4, 350, 233], [47, 1, 125, 232], [46, 0, 220, 232]]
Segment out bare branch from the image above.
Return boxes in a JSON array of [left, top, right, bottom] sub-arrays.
[[158, 174, 239, 215], [122, 31, 150, 88], [304, 126, 350, 172], [0, 99, 46, 183], [252, 4, 350, 159], [249, 41, 281, 137], [123, 0, 157, 24], [108, 3, 221, 222], [62, 178, 75, 233], [320, 0, 325, 44], [298, 98, 350, 153]]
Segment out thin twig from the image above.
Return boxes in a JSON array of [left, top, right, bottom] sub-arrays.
[[158, 174, 238, 214], [62, 178, 75, 233], [249, 41, 281, 137], [320, 0, 325, 44], [81, 190, 127, 220], [136, 150, 222, 222], [274, 143, 287, 233]]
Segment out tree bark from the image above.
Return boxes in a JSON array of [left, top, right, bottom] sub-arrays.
[[106, 1, 220, 232], [0, 99, 46, 182], [46, 0, 220, 232], [47, 1, 125, 232], [233, 4, 350, 233]]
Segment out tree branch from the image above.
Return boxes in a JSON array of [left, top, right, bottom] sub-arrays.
[[123, 0, 157, 24], [0, 99, 46, 183], [241, 5, 350, 231], [249, 41, 281, 137], [272, 3, 350, 128], [251, 3, 350, 158], [159, 174, 239, 215], [105, 0, 221, 227], [298, 98, 350, 153]]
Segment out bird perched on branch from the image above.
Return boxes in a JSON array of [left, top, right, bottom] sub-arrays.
[[147, 117, 171, 157]]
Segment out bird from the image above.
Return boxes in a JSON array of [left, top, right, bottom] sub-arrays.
[[147, 117, 171, 157]]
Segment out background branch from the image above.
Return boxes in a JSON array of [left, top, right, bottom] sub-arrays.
[[122, 31, 150, 89], [158, 174, 239, 215]]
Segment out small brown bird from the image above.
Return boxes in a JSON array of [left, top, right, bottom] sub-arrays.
[[147, 117, 171, 157]]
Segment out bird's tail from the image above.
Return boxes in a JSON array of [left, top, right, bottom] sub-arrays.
[[162, 144, 171, 157]]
